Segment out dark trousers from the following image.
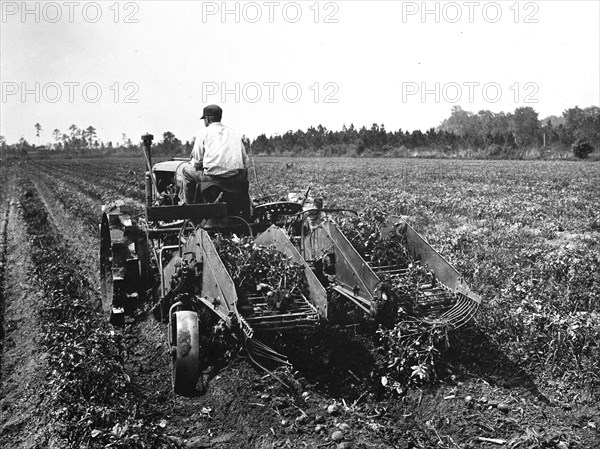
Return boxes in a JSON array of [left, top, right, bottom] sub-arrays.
[[183, 167, 251, 219], [183, 167, 203, 204]]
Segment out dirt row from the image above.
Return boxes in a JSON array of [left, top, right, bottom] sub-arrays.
[[1, 178, 179, 448], [0, 183, 50, 447], [32, 175, 101, 293]]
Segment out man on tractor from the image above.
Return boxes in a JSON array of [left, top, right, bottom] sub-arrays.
[[183, 104, 251, 219]]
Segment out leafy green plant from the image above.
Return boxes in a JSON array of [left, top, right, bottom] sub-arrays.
[[376, 320, 449, 391], [336, 207, 453, 390], [212, 234, 309, 311]]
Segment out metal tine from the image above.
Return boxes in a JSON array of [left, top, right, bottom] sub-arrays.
[[249, 313, 316, 322], [420, 285, 448, 293], [249, 341, 281, 356], [249, 340, 290, 360], [252, 319, 320, 329], [371, 267, 408, 276], [250, 348, 288, 363], [254, 353, 290, 365], [299, 293, 319, 313], [424, 293, 455, 301], [370, 262, 407, 267], [249, 345, 279, 356], [442, 304, 470, 321], [251, 298, 307, 308], [443, 300, 470, 321], [254, 324, 319, 332], [442, 298, 478, 326], [249, 338, 281, 353], [440, 297, 470, 321], [255, 353, 290, 365], [247, 342, 290, 364], [418, 292, 453, 301], [457, 299, 478, 315], [251, 302, 316, 317], [449, 305, 477, 328], [417, 293, 456, 304], [457, 310, 477, 327], [251, 313, 316, 322]]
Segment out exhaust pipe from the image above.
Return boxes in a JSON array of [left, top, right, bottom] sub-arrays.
[[145, 171, 153, 207], [141, 133, 156, 206]]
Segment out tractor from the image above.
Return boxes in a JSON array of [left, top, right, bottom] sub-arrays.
[[100, 134, 481, 394]]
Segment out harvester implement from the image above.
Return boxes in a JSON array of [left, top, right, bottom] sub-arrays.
[[382, 218, 481, 327], [100, 134, 482, 394]]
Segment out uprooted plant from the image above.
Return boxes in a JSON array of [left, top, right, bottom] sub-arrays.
[[212, 234, 310, 312], [335, 207, 456, 391]]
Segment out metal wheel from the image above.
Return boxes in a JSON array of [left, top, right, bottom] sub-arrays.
[[100, 205, 146, 325], [100, 213, 113, 315], [171, 310, 200, 395]]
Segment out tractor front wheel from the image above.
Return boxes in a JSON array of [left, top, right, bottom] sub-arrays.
[[171, 310, 200, 395]]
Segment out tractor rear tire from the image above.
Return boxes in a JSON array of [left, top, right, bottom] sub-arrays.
[[100, 213, 113, 314], [100, 205, 149, 325], [172, 311, 200, 395]]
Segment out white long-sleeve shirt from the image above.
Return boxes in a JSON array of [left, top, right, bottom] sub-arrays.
[[191, 122, 248, 177]]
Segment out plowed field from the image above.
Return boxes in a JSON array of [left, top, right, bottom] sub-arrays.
[[1, 157, 599, 449]]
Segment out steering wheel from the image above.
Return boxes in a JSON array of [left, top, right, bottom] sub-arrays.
[[252, 201, 303, 223]]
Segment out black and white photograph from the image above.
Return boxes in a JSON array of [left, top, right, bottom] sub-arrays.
[[1, 1, 599, 448]]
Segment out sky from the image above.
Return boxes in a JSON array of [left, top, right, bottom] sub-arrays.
[[1, 0, 599, 145]]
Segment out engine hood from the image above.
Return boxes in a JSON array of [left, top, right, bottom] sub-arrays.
[[152, 159, 188, 174]]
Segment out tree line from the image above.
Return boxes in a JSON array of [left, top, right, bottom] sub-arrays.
[[0, 125, 194, 157], [1, 105, 598, 159], [250, 106, 599, 159]]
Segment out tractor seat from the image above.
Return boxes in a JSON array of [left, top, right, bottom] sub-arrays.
[[201, 185, 251, 221]]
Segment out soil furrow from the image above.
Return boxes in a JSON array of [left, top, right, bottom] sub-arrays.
[[4, 178, 181, 448], [0, 201, 10, 342], [31, 176, 102, 296], [0, 195, 49, 448]]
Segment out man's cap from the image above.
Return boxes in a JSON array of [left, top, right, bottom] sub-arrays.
[[201, 104, 223, 119]]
